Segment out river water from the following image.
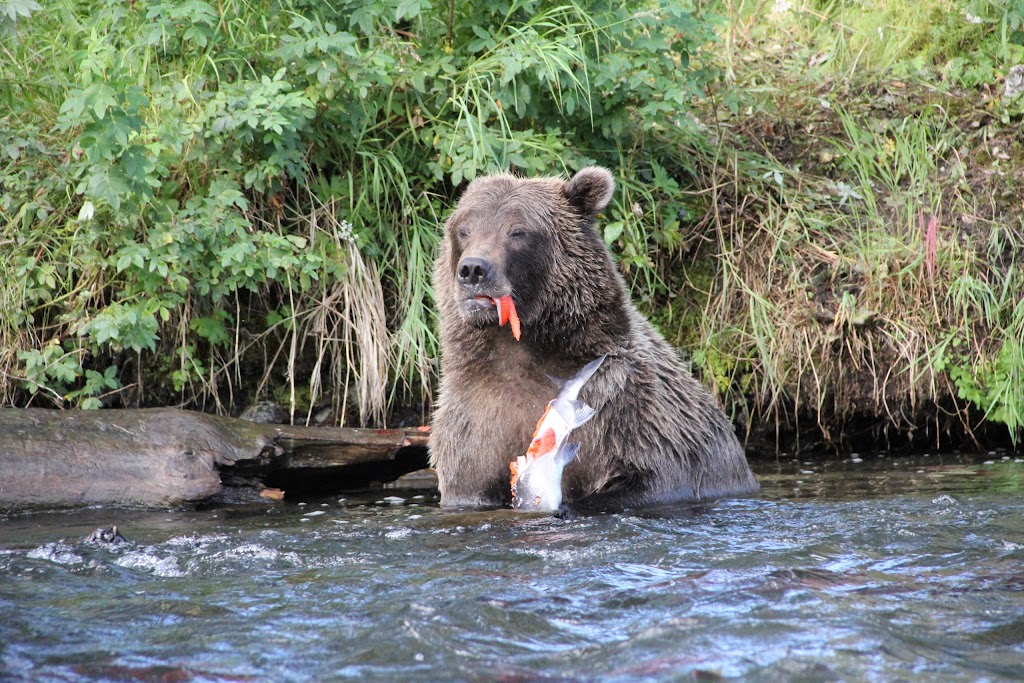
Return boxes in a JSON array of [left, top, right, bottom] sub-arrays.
[[2, 452, 1023, 682]]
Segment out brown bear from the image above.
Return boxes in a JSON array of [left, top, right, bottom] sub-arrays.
[[430, 166, 759, 509]]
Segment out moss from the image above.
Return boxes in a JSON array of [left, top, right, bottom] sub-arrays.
[[272, 385, 315, 416], [654, 256, 718, 351]]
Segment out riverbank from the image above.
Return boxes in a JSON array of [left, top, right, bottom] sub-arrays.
[[661, 2, 1024, 453], [0, 2, 1020, 454]]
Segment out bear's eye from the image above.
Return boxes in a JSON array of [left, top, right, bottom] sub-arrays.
[[508, 227, 527, 239], [457, 226, 470, 239]]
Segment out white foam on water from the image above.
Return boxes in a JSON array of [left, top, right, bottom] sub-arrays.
[[165, 533, 230, 552], [114, 550, 184, 577], [26, 542, 84, 566], [510, 544, 607, 564], [225, 542, 284, 560], [209, 543, 302, 567]]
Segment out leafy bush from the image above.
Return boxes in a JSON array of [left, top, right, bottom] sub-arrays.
[[0, 0, 721, 422]]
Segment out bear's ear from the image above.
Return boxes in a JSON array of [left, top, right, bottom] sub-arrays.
[[562, 166, 615, 217]]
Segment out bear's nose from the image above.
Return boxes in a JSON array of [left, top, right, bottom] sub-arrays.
[[457, 257, 493, 286]]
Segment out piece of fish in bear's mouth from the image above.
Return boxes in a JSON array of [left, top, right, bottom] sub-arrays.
[[462, 295, 521, 340]]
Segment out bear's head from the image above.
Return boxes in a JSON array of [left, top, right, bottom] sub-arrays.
[[436, 166, 628, 354]]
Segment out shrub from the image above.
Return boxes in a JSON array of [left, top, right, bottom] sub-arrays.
[[0, 0, 721, 423]]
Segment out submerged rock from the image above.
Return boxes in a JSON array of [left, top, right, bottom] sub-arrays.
[[239, 401, 289, 424], [385, 468, 439, 490], [86, 526, 127, 544]]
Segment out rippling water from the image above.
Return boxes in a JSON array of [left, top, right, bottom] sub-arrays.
[[2, 453, 1023, 682]]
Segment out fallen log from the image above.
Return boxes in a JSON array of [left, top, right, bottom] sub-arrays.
[[0, 408, 430, 510]]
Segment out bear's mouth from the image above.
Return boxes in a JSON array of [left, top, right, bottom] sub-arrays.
[[462, 296, 500, 327], [462, 295, 522, 340], [464, 295, 499, 315]]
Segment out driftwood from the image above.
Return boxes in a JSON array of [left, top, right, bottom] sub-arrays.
[[0, 408, 430, 510]]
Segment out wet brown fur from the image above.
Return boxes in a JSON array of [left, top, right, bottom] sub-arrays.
[[430, 167, 759, 508]]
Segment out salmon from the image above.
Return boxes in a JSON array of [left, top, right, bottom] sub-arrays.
[[510, 355, 606, 511], [471, 294, 521, 340], [494, 295, 521, 341]]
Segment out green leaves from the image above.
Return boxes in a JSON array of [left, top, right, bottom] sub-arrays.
[[144, 0, 218, 53], [60, 72, 153, 213], [348, 0, 428, 36], [1, 0, 725, 415], [59, 83, 117, 121], [16, 341, 121, 409], [603, 221, 625, 245], [79, 301, 160, 353], [0, 0, 40, 38], [948, 339, 1024, 435], [79, 166, 132, 212], [201, 71, 316, 192], [190, 311, 232, 346]]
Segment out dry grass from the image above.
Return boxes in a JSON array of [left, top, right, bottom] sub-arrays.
[[299, 196, 390, 426], [684, 92, 1024, 448]]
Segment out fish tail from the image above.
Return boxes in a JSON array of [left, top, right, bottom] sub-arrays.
[[544, 372, 568, 391], [573, 354, 607, 387], [561, 354, 608, 399], [545, 354, 607, 394]]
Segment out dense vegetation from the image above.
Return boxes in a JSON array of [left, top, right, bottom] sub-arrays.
[[701, 0, 1024, 450], [1, 0, 1022, 451]]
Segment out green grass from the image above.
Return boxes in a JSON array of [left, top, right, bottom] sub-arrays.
[[673, 0, 1024, 447], [2, 0, 1021, 447], [724, 0, 1022, 85]]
